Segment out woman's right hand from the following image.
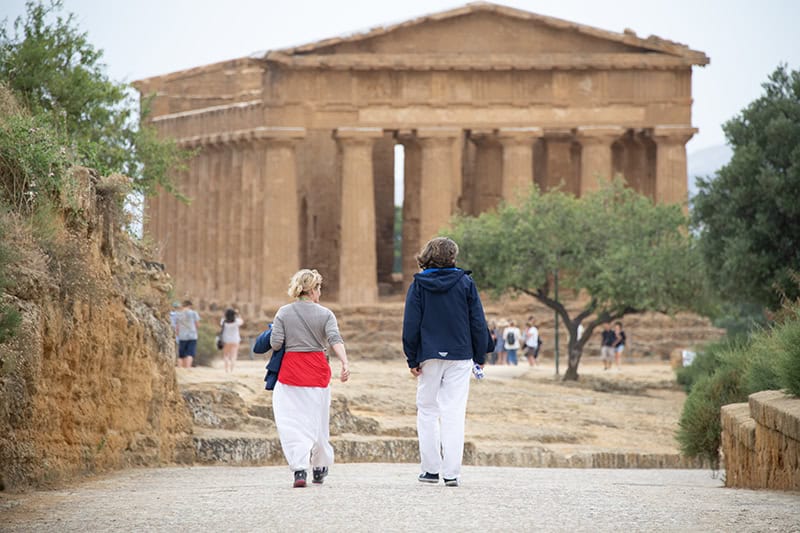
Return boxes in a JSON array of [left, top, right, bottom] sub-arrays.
[[340, 363, 350, 383]]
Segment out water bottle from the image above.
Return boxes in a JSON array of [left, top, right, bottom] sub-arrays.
[[472, 364, 485, 380]]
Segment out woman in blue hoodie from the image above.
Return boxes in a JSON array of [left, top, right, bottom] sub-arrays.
[[402, 237, 488, 487]]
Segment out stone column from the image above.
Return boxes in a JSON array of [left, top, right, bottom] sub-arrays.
[[194, 145, 212, 307], [238, 139, 258, 310], [216, 139, 234, 306], [469, 130, 502, 214], [498, 127, 543, 205], [652, 126, 697, 207], [255, 127, 305, 307], [335, 127, 384, 305], [416, 127, 461, 242], [397, 131, 421, 291], [576, 126, 625, 196]]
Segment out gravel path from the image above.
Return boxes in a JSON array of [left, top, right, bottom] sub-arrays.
[[2, 464, 799, 532]]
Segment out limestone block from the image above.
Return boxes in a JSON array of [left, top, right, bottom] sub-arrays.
[[330, 396, 380, 436], [722, 390, 800, 490], [749, 390, 800, 442], [721, 403, 756, 450], [193, 434, 284, 465]]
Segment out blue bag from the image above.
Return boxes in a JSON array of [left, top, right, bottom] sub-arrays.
[[253, 326, 273, 354], [254, 326, 285, 391]]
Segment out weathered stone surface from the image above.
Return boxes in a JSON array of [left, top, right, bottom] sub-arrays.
[[0, 173, 193, 491], [722, 390, 800, 490], [330, 396, 380, 436], [193, 431, 284, 465], [474, 449, 706, 468], [749, 389, 800, 441]]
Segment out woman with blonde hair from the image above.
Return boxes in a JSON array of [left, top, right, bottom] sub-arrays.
[[270, 269, 350, 487]]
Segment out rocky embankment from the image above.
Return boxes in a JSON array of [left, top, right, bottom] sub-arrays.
[[178, 360, 707, 470], [0, 168, 193, 491]]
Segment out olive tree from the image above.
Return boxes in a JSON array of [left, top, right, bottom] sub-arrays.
[[447, 181, 707, 380]]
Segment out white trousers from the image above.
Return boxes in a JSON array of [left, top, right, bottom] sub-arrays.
[[272, 382, 334, 472], [416, 358, 472, 479]]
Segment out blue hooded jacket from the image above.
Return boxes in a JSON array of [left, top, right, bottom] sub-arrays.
[[402, 267, 488, 369]]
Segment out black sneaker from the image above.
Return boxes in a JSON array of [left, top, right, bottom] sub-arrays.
[[418, 472, 439, 484], [293, 470, 307, 488], [312, 467, 328, 484], [444, 478, 459, 487]]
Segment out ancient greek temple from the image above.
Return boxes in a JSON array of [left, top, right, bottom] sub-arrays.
[[135, 2, 708, 312]]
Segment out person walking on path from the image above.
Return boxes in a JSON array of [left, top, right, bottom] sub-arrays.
[[220, 308, 244, 373], [175, 300, 200, 368], [503, 320, 522, 366], [613, 321, 627, 370], [270, 269, 350, 488], [402, 237, 488, 487], [523, 316, 541, 367], [600, 322, 616, 370]]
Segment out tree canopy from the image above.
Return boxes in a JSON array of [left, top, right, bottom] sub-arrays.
[[0, 0, 188, 197], [447, 181, 706, 380], [692, 65, 800, 311]]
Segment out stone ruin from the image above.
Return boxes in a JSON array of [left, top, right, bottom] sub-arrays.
[[134, 2, 708, 313]]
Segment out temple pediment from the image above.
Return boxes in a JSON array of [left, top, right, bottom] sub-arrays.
[[264, 2, 708, 69]]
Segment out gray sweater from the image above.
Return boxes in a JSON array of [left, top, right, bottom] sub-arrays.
[[270, 301, 343, 353]]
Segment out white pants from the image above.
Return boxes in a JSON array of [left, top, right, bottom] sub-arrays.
[[272, 382, 334, 472], [416, 358, 472, 479]]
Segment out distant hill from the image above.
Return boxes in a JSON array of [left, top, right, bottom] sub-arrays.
[[687, 144, 732, 198]]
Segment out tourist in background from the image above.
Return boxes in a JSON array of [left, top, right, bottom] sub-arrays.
[[600, 322, 616, 370], [487, 320, 498, 365], [494, 319, 508, 365], [613, 321, 626, 370], [524, 316, 541, 367], [503, 319, 522, 366], [270, 269, 350, 488], [169, 301, 180, 365], [220, 308, 244, 373], [402, 237, 488, 487], [175, 300, 200, 368]]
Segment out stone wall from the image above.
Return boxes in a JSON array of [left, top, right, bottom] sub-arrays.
[[0, 168, 194, 491], [721, 390, 800, 490]]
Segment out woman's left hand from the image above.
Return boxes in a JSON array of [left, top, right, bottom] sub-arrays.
[[340, 364, 350, 383]]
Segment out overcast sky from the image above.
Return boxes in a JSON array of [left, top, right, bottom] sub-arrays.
[[2, 0, 799, 154]]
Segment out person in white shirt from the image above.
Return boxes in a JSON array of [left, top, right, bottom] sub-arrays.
[[503, 320, 522, 366], [220, 308, 244, 373], [524, 316, 541, 367]]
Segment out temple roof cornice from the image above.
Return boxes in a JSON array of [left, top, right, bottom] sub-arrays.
[[270, 2, 708, 64], [264, 52, 706, 71]]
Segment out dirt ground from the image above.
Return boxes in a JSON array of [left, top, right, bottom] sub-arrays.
[[177, 354, 689, 459]]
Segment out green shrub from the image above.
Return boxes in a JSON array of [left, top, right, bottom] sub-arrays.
[[675, 339, 739, 393], [0, 90, 74, 213], [743, 330, 784, 394], [193, 321, 219, 367], [774, 308, 800, 397], [677, 347, 749, 466], [677, 317, 789, 463], [0, 212, 20, 343]]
